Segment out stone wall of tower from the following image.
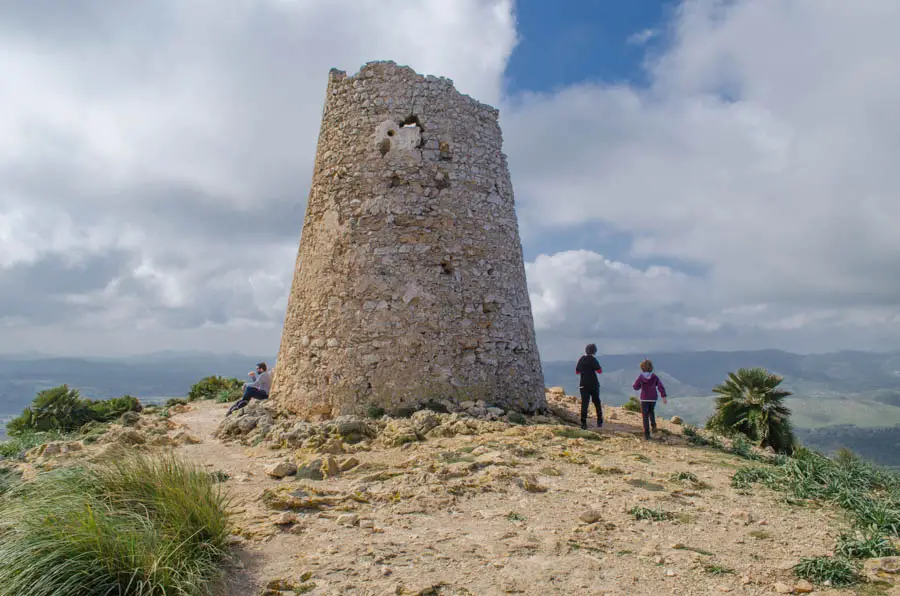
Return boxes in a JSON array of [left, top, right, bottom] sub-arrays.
[[269, 61, 546, 420]]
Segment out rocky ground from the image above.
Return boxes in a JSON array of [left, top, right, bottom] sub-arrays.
[[7, 390, 897, 596]]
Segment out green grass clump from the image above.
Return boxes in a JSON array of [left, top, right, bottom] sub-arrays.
[[835, 532, 899, 559], [703, 563, 735, 576], [0, 453, 231, 596], [671, 471, 698, 482], [506, 511, 526, 521], [0, 468, 21, 496], [0, 429, 75, 458], [670, 470, 711, 489], [732, 446, 900, 587], [730, 466, 780, 490], [628, 506, 673, 521], [793, 555, 859, 587]]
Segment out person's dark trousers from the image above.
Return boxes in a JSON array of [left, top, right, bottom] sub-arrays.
[[640, 400, 657, 439], [580, 386, 603, 429], [226, 386, 268, 416]]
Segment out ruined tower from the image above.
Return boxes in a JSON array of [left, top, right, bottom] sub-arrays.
[[270, 61, 546, 420]]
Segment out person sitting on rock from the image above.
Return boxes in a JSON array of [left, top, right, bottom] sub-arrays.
[[632, 359, 667, 440], [226, 362, 272, 416], [575, 343, 603, 430]]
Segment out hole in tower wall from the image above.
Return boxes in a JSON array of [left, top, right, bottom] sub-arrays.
[[400, 115, 424, 131]]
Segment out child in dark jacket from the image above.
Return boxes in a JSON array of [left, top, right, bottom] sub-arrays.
[[632, 359, 667, 440], [575, 343, 603, 430]]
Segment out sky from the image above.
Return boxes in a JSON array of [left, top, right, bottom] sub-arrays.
[[2, 0, 900, 360]]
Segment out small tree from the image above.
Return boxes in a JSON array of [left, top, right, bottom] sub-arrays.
[[7, 385, 92, 435], [706, 367, 796, 454]]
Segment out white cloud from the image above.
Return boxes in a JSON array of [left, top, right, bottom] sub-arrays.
[[0, 0, 517, 356], [2, 0, 900, 359], [503, 0, 900, 354], [627, 28, 656, 45]]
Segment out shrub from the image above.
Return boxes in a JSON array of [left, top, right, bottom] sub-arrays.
[[6, 385, 93, 435], [366, 405, 386, 419], [87, 394, 142, 421], [188, 376, 243, 402], [707, 367, 796, 454], [0, 453, 231, 596], [215, 387, 241, 404], [165, 397, 188, 407], [508, 411, 527, 425], [623, 395, 641, 413], [6, 386, 142, 436]]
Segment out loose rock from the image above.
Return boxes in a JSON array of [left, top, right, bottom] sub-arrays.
[[579, 509, 603, 524], [265, 461, 298, 479]]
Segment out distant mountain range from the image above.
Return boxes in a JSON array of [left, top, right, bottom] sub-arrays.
[[2, 349, 899, 466]]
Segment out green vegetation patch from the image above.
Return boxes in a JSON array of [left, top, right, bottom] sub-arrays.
[[732, 445, 900, 587], [622, 395, 641, 413], [703, 563, 735, 576], [793, 556, 860, 587], [628, 506, 673, 521], [6, 385, 142, 436], [0, 453, 231, 596], [188, 375, 243, 403], [706, 367, 796, 454]]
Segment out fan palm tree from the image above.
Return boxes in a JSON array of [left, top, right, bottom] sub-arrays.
[[706, 367, 796, 454]]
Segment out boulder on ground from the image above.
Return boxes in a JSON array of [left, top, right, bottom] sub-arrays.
[[265, 461, 298, 479]]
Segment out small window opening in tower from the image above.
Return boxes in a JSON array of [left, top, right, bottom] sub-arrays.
[[400, 114, 424, 131]]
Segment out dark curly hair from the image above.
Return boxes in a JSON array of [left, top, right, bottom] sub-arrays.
[[585, 343, 598, 355]]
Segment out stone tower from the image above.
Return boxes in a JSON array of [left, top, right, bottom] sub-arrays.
[[270, 61, 546, 420]]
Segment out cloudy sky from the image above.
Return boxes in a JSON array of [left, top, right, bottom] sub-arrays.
[[2, 0, 899, 360]]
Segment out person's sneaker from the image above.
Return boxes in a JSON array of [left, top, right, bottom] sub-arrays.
[[644, 432, 651, 440], [597, 420, 603, 428], [651, 424, 658, 432], [581, 422, 587, 430]]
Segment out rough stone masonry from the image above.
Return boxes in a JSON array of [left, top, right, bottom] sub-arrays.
[[270, 61, 546, 420]]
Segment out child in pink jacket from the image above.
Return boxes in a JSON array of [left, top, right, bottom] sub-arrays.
[[632, 359, 667, 440]]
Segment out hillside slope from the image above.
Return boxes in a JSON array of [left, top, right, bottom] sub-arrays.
[[4, 396, 887, 595]]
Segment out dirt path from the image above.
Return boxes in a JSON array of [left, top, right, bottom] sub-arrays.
[[167, 401, 853, 596]]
